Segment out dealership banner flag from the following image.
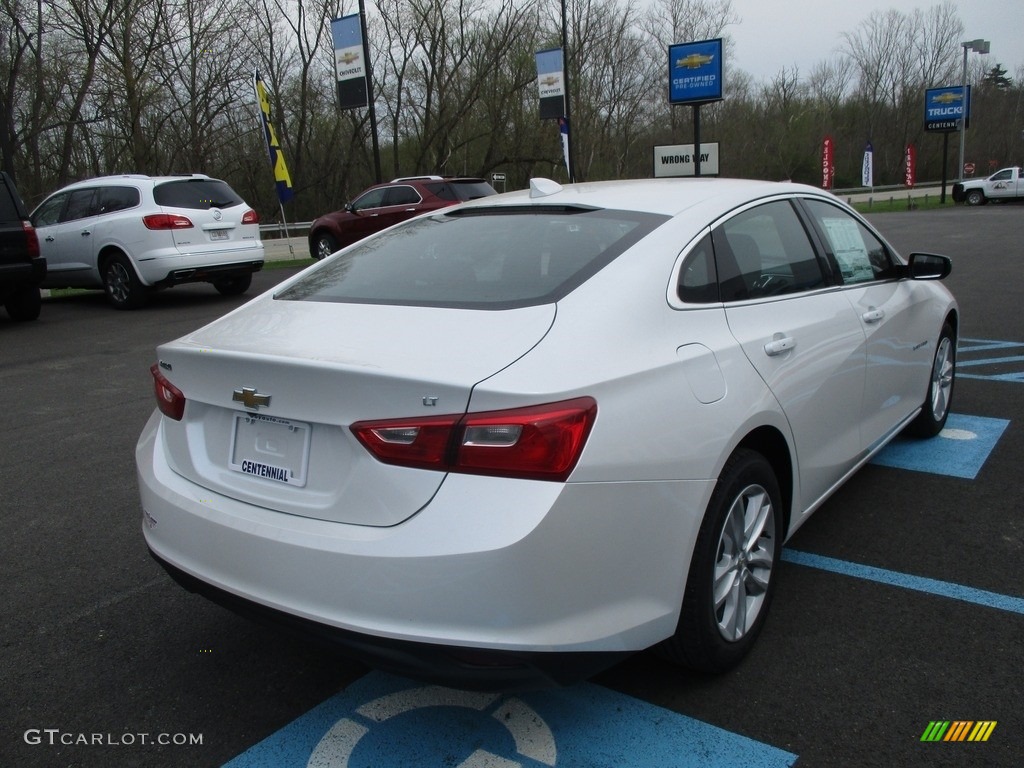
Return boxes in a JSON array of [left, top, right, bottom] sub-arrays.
[[862, 142, 874, 188], [331, 14, 369, 110], [822, 135, 835, 190], [254, 68, 294, 204], [536, 48, 566, 120], [905, 143, 917, 187]]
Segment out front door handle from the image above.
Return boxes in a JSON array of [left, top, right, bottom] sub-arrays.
[[764, 336, 796, 356], [862, 308, 885, 324]]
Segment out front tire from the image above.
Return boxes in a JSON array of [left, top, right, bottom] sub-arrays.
[[659, 449, 783, 673], [102, 253, 148, 310], [906, 322, 955, 437], [312, 231, 338, 260], [965, 189, 985, 206]]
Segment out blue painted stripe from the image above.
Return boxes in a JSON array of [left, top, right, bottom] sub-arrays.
[[783, 550, 1024, 615]]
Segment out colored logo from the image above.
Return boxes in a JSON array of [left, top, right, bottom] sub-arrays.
[[920, 721, 997, 742], [675, 53, 714, 69]]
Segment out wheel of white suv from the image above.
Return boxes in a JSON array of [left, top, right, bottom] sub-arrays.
[[102, 253, 148, 310], [659, 448, 782, 673]]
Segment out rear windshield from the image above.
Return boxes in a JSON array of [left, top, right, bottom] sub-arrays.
[[276, 207, 666, 309], [153, 179, 243, 209], [425, 181, 496, 201]]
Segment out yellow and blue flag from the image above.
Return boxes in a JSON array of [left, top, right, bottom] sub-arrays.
[[254, 69, 294, 204]]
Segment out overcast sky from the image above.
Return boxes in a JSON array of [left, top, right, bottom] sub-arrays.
[[725, 0, 1024, 82]]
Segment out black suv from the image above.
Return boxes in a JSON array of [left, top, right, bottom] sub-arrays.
[[308, 176, 497, 259], [0, 172, 45, 321]]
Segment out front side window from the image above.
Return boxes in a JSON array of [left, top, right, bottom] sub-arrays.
[[33, 193, 68, 228], [351, 188, 387, 211], [276, 207, 667, 310], [803, 199, 898, 285], [712, 200, 826, 301]]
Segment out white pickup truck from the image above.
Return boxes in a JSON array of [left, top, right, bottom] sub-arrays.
[[953, 166, 1024, 205]]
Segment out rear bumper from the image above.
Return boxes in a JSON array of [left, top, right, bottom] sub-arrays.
[[136, 410, 712, 689], [153, 259, 263, 287], [0, 257, 47, 294], [150, 551, 628, 691]]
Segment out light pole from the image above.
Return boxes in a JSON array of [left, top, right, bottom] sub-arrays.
[[958, 38, 990, 181]]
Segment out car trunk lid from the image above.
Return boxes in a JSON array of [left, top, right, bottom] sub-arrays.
[[153, 296, 555, 526]]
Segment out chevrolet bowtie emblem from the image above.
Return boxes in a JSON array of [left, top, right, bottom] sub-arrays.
[[233, 387, 271, 410]]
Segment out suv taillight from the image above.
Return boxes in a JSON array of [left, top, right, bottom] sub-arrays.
[[23, 221, 40, 258], [144, 214, 193, 230], [150, 364, 185, 421], [351, 397, 597, 482], [242, 209, 260, 224]]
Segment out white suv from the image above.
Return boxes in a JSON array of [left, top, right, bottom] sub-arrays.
[[32, 174, 264, 309]]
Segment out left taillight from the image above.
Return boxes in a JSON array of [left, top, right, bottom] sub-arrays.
[[351, 397, 597, 482], [23, 222, 40, 258], [150, 364, 185, 421]]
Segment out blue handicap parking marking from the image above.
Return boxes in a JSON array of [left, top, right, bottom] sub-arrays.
[[223, 671, 798, 768], [956, 337, 1024, 382], [871, 413, 1009, 479]]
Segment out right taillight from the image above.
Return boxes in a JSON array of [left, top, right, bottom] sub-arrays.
[[351, 397, 597, 482], [23, 222, 40, 258], [144, 213, 193, 230], [150, 364, 185, 421]]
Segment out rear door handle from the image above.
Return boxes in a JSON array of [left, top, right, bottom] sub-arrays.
[[862, 308, 884, 323], [764, 337, 796, 356], [80, 230, 92, 237]]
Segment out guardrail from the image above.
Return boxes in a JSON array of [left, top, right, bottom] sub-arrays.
[[260, 221, 312, 239]]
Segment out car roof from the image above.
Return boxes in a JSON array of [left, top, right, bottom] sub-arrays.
[[49, 174, 219, 192], [459, 177, 841, 219]]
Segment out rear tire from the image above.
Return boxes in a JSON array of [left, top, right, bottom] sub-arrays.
[[5, 285, 41, 321], [906, 322, 955, 437], [213, 273, 252, 296], [659, 449, 783, 673], [102, 253, 148, 310]]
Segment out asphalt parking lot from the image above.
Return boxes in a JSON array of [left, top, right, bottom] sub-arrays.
[[2, 204, 1022, 767]]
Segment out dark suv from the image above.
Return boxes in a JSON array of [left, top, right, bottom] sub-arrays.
[[0, 172, 45, 321], [308, 176, 496, 259]]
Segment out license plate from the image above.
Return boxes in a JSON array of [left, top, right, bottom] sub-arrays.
[[229, 413, 311, 486], [209, 230, 230, 241]]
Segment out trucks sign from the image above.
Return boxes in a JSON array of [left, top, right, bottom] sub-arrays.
[[924, 86, 970, 132]]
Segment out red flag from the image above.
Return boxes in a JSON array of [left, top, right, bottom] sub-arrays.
[[822, 136, 835, 190], [904, 144, 917, 188]]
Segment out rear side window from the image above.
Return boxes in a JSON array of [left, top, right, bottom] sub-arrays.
[[277, 208, 667, 309], [33, 194, 67, 227], [97, 185, 140, 214], [713, 201, 826, 301], [384, 186, 421, 206], [63, 189, 98, 222], [153, 179, 242, 209], [426, 181, 496, 201]]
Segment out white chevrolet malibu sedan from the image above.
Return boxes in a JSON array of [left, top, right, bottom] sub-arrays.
[[137, 178, 957, 689]]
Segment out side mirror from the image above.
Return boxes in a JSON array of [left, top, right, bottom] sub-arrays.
[[906, 252, 952, 280]]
